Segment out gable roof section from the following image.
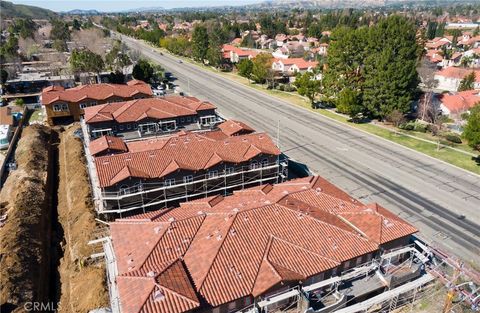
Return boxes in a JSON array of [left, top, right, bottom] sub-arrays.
[[439, 90, 480, 113], [94, 131, 280, 187], [84, 96, 216, 124], [110, 177, 417, 312], [435, 67, 480, 82], [89, 135, 128, 156], [41, 80, 152, 105], [217, 120, 255, 136]]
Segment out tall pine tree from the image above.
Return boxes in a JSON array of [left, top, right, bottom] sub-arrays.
[[362, 16, 419, 119]]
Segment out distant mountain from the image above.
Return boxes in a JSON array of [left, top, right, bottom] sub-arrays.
[[0, 0, 57, 19], [65, 9, 101, 15], [246, 0, 470, 9], [122, 6, 166, 13]]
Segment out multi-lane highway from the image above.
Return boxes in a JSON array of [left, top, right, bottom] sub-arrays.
[[115, 31, 480, 263]]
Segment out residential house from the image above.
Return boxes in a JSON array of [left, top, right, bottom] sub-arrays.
[[104, 176, 417, 313], [272, 58, 319, 80], [434, 67, 480, 91], [425, 49, 444, 64], [82, 96, 219, 139], [275, 33, 288, 47], [437, 90, 480, 117], [318, 43, 329, 56], [425, 37, 452, 50], [272, 41, 306, 59], [88, 127, 286, 213], [222, 45, 259, 63], [41, 79, 153, 125]]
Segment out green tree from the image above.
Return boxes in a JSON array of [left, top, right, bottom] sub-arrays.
[[72, 19, 82, 31], [251, 53, 273, 84], [237, 59, 253, 80], [463, 103, 480, 151], [426, 21, 437, 40], [294, 71, 321, 106], [362, 16, 420, 119], [70, 49, 105, 76], [435, 22, 446, 37], [0, 69, 8, 83], [322, 26, 368, 102], [336, 88, 363, 118], [132, 59, 154, 83], [192, 25, 209, 63], [206, 29, 223, 68], [459, 72, 476, 91], [51, 19, 71, 41]]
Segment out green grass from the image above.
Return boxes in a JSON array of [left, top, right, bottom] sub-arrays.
[[28, 109, 44, 123], [151, 45, 480, 175]]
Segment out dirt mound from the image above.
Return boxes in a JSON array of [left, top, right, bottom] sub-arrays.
[[0, 125, 55, 312], [56, 124, 108, 312]]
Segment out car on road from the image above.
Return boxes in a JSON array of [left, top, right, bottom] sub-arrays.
[[178, 60, 183, 63]]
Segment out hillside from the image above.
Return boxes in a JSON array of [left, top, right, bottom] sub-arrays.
[[0, 0, 56, 19]]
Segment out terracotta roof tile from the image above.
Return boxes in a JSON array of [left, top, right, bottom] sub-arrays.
[[94, 131, 280, 187], [84, 96, 216, 124], [89, 135, 128, 156], [217, 120, 255, 136], [439, 90, 480, 113], [111, 177, 417, 311], [41, 81, 152, 105]]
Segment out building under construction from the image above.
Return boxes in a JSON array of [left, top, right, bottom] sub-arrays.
[[81, 120, 287, 215]]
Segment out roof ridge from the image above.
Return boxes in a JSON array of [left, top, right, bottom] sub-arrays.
[[279, 203, 371, 242], [197, 212, 239, 291], [134, 215, 205, 274], [250, 235, 282, 292]]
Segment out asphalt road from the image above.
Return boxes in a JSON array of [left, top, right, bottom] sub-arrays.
[[116, 32, 480, 264]]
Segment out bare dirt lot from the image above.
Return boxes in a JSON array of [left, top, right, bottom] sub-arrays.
[[0, 124, 55, 312], [56, 124, 108, 312]]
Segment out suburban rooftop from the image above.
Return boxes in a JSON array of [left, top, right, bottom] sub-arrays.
[[111, 176, 417, 313]]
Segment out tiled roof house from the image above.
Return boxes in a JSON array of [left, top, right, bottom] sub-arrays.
[[108, 176, 417, 313], [91, 130, 285, 213], [41, 79, 153, 125], [83, 96, 218, 139]]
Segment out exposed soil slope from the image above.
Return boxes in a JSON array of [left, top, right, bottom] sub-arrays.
[[0, 125, 55, 312], [56, 125, 108, 312]]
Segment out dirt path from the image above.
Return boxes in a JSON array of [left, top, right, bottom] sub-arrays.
[[0, 125, 56, 312], [56, 124, 108, 312]]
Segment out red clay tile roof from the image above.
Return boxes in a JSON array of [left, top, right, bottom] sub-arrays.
[[274, 58, 319, 70], [0, 107, 13, 126], [94, 131, 280, 187], [41, 80, 153, 105], [83, 96, 216, 124], [435, 67, 480, 82], [439, 90, 480, 113], [89, 135, 128, 156], [222, 44, 258, 58], [217, 120, 255, 136], [110, 176, 417, 311]]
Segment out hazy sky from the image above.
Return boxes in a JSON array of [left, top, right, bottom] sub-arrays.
[[10, 0, 264, 12]]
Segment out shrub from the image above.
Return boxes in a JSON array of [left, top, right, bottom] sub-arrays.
[[399, 122, 415, 131], [444, 133, 462, 144], [413, 123, 427, 133]]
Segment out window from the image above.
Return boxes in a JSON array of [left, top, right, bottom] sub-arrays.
[[225, 167, 234, 175], [134, 124, 138, 130], [180, 118, 185, 122], [208, 170, 218, 178], [112, 126, 117, 131], [119, 125, 124, 131], [244, 297, 252, 306], [249, 161, 259, 170], [227, 301, 236, 312], [127, 124, 132, 130], [186, 117, 191, 122], [52, 103, 69, 112], [261, 158, 269, 167], [164, 179, 175, 186], [183, 175, 193, 183], [119, 185, 129, 195]]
